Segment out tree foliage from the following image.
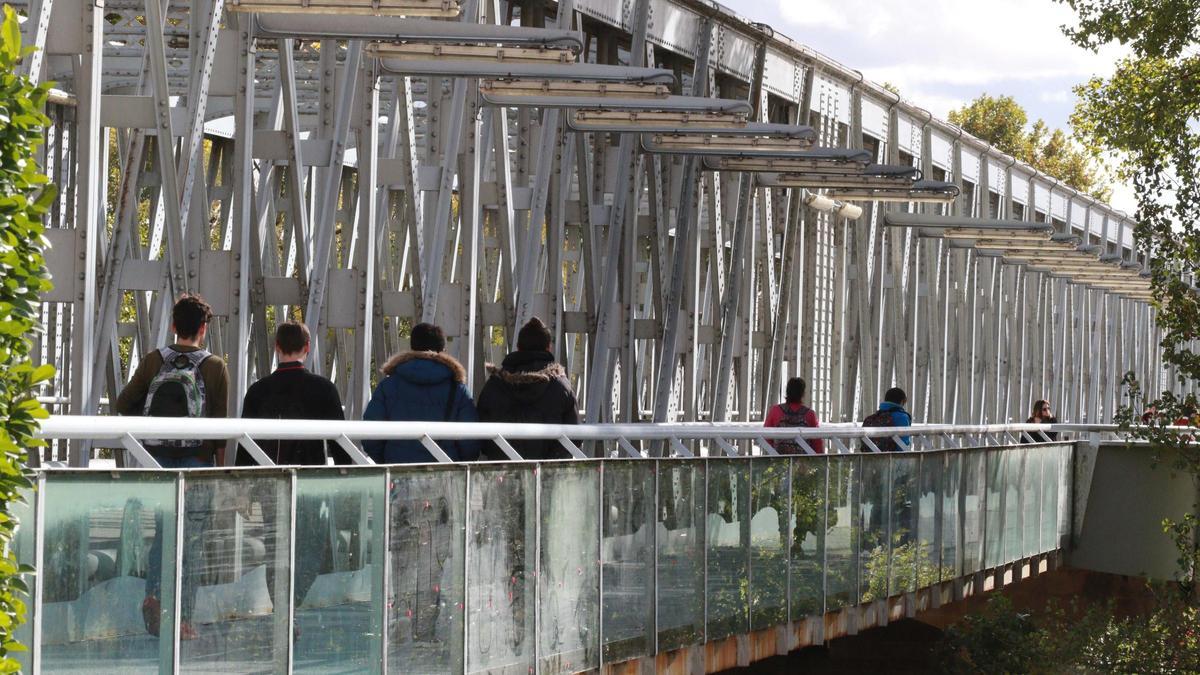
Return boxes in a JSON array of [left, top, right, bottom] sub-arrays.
[[0, 4, 56, 670], [947, 93, 1111, 200]]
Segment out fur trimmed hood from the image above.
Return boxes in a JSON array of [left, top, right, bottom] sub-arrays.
[[381, 350, 467, 384], [485, 360, 566, 385]]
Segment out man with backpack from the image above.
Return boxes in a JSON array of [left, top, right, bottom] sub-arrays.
[[363, 322, 480, 462], [764, 377, 824, 453], [862, 386, 913, 451], [240, 321, 347, 465], [113, 293, 228, 641]]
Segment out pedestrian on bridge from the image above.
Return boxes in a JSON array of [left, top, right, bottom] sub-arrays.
[[363, 322, 480, 463], [763, 377, 823, 453], [862, 387, 912, 451], [476, 317, 579, 460], [1025, 399, 1058, 442]]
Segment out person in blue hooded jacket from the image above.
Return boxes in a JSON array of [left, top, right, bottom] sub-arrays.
[[876, 387, 913, 449], [363, 323, 480, 462]]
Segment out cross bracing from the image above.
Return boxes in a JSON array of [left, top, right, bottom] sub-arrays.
[[13, 0, 1197, 467]]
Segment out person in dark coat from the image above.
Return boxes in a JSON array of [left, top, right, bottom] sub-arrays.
[[363, 323, 480, 463], [476, 317, 579, 460]]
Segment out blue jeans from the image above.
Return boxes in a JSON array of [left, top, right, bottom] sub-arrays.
[[146, 455, 211, 627]]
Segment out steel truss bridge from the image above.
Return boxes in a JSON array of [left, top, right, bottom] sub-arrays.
[[12, 0, 1197, 468]]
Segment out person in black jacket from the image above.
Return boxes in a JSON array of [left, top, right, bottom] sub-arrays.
[[240, 321, 348, 465], [476, 317, 579, 460], [240, 321, 348, 610]]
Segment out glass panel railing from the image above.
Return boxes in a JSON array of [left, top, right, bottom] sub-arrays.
[[656, 459, 705, 651], [1021, 447, 1042, 559], [294, 470, 385, 673], [889, 455, 918, 595], [916, 453, 941, 590], [466, 465, 534, 675], [179, 472, 291, 673], [961, 451, 986, 575], [540, 462, 600, 673], [983, 450, 1005, 569], [940, 452, 963, 582], [601, 460, 654, 662], [705, 459, 749, 640], [790, 458, 825, 618], [749, 458, 788, 629], [1040, 446, 1058, 552], [825, 455, 858, 610], [389, 467, 465, 673], [858, 455, 890, 603], [13, 486, 35, 674], [39, 473, 177, 673], [1003, 450, 1022, 564], [1055, 444, 1071, 549]]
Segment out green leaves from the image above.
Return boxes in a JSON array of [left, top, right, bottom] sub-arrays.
[[0, 3, 54, 669]]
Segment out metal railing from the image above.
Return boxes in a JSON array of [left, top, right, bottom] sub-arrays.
[[13, 417, 1091, 673]]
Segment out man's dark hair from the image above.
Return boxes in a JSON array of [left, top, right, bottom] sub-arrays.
[[275, 321, 310, 355], [884, 387, 907, 405], [411, 322, 446, 352], [172, 293, 213, 340], [785, 377, 806, 404], [517, 316, 552, 352]]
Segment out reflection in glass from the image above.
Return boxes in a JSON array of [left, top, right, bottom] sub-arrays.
[[602, 461, 654, 662], [915, 454, 941, 591], [858, 456, 890, 603], [178, 473, 291, 673], [294, 471, 386, 673], [1040, 446, 1059, 552], [657, 460, 705, 651], [984, 450, 1005, 569], [540, 463, 599, 672], [961, 451, 986, 575], [750, 458, 788, 629], [824, 456, 858, 609], [888, 456, 918, 596], [705, 459, 749, 640], [790, 459, 825, 618], [40, 473, 177, 673], [1021, 447, 1041, 559], [1003, 450, 1022, 564], [466, 466, 534, 675], [940, 453, 962, 582], [390, 468, 465, 674]]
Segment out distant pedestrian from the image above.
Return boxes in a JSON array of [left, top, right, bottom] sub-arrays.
[[476, 317, 579, 460], [241, 321, 348, 465], [861, 387, 912, 451], [363, 322, 480, 463], [764, 377, 823, 454], [1025, 398, 1058, 442]]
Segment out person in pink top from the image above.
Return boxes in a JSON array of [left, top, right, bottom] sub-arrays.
[[764, 377, 824, 454]]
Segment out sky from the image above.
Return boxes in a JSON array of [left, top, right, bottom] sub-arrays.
[[718, 0, 1135, 212]]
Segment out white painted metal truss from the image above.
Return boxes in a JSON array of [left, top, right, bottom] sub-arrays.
[[13, 0, 1199, 469]]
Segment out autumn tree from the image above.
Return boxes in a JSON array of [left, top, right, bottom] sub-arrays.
[[948, 93, 1110, 200]]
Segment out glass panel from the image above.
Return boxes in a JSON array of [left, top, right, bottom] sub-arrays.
[[1055, 445, 1070, 548], [540, 462, 600, 672], [888, 456, 918, 595], [180, 472, 291, 673], [40, 473, 177, 673], [789, 458, 825, 618], [915, 454, 941, 590], [750, 458, 788, 629], [466, 466, 535, 675], [294, 470, 385, 673], [13, 486, 35, 674], [601, 461, 654, 662], [389, 467, 466, 674], [1040, 446, 1057, 552], [824, 456, 858, 610], [1003, 450, 1023, 564], [858, 455, 890, 603], [1022, 447, 1041, 559], [983, 450, 1005, 569], [705, 459, 749, 640], [940, 453, 962, 582], [961, 451, 985, 574], [656, 460, 705, 651]]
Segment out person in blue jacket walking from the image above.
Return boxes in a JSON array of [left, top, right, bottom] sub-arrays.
[[363, 323, 480, 462], [876, 387, 913, 449]]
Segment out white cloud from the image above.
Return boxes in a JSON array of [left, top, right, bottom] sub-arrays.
[[1039, 90, 1072, 104]]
